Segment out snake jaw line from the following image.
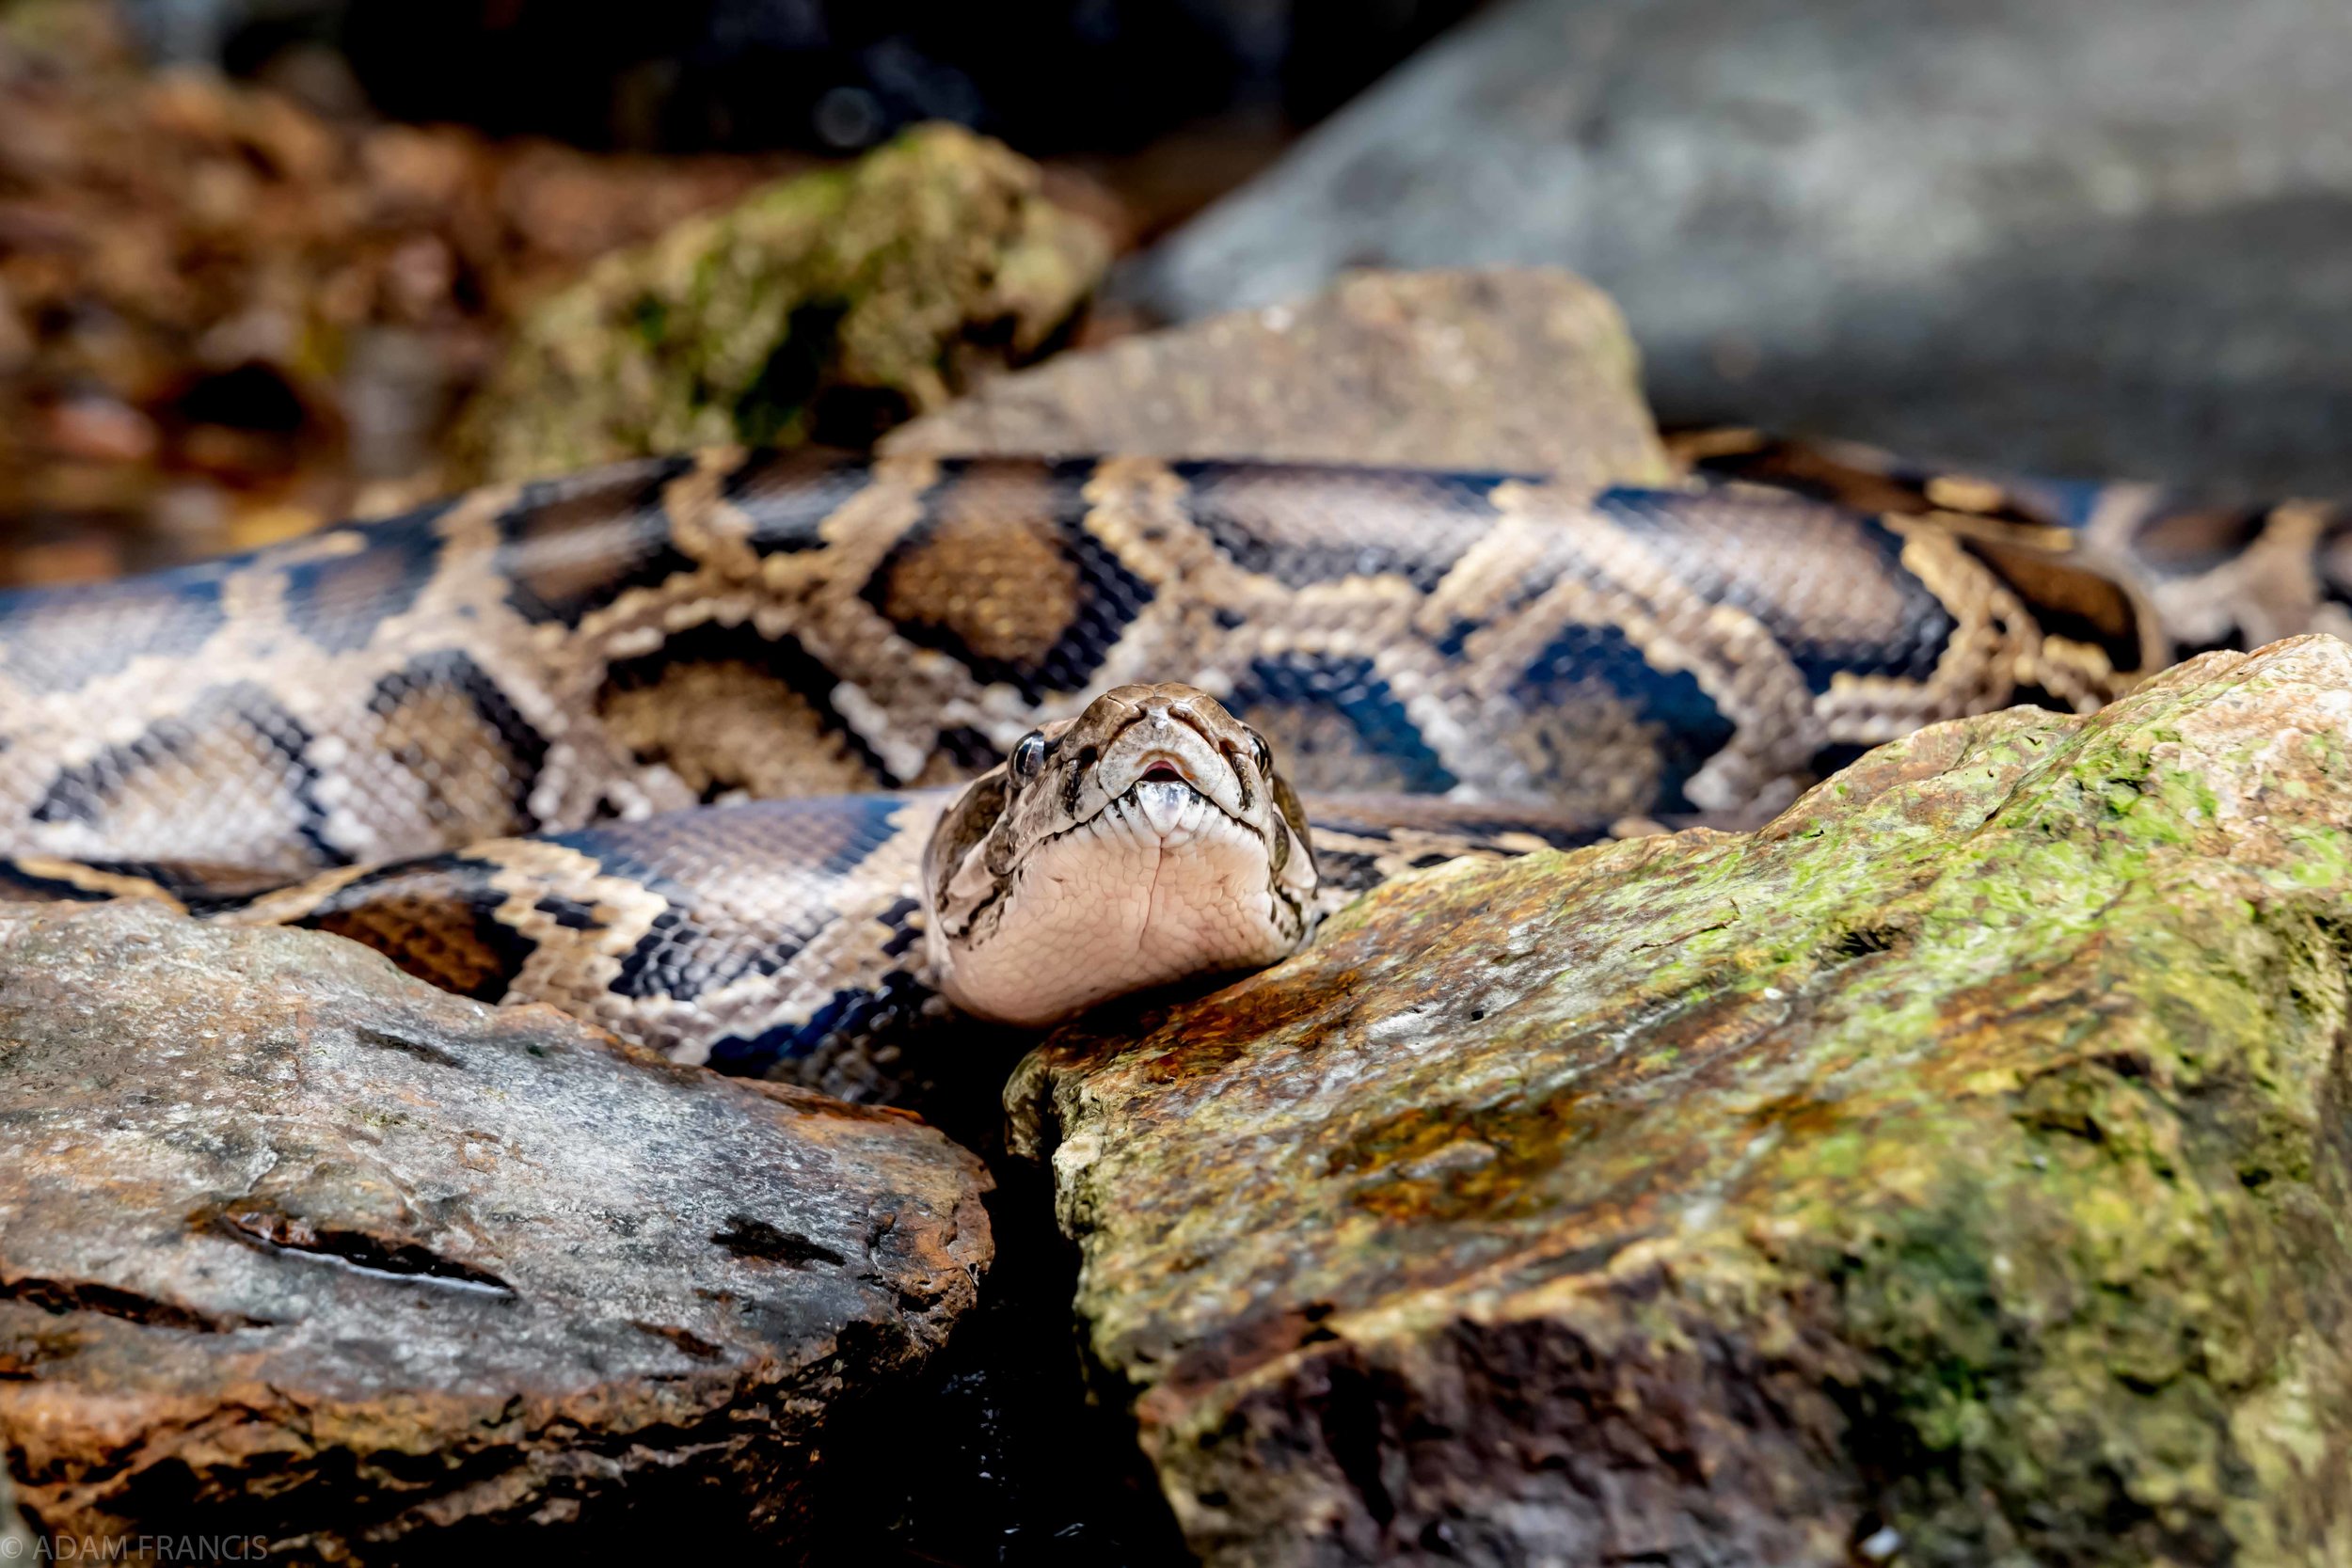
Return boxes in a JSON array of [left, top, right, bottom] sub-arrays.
[[922, 683, 1317, 1027]]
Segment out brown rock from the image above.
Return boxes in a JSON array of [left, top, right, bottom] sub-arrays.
[[0, 901, 990, 1556], [1010, 636, 2352, 1567], [886, 266, 1671, 492]]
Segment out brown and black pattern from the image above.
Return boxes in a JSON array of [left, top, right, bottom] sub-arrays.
[[1675, 426, 2348, 658], [0, 448, 2185, 880], [0, 440, 2333, 1097], [204, 787, 1619, 1100]]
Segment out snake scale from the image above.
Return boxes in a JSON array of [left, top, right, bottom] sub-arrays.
[[0, 435, 2340, 1102]]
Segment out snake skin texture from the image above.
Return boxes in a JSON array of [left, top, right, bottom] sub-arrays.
[[0, 444, 2337, 1099], [1677, 428, 2352, 655]]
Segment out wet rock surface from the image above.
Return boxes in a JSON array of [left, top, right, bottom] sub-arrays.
[[889, 265, 1670, 492], [1131, 0, 2352, 496], [457, 122, 1109, 483], [0, 900, 990, 1558], [1012, 636, 2352, 1566]]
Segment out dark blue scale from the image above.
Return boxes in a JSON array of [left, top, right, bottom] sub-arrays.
[[29, 681, 341, 867], [282, 508, 450, 653], [707, 966, 934, 1079], [1596, 488, 1960, 696], [1513, 622, 1734, 816], [532, 894, 601, 930], [2007, 475, 2108, 531], [0, 568, 229, 690], [724, 452, 883, 554], [1169, 462, 1516, 592], [494, 454, 700, 626], [703, 892, 930, 1075], [549, 794, 908, 1006], [1226, 655, 1457, 793]]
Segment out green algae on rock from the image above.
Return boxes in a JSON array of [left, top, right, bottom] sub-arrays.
[[1009, 636, 2352, 1567], [456, 123, 1109, 482]]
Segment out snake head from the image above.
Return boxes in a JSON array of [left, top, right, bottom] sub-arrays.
[[921, 682, 1319, 1027]]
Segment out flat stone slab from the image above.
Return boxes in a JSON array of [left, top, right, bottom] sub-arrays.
[[888, 265, 1670, 493], [0, 901, 990, 1556], [1012, 636, 2352, 1566]]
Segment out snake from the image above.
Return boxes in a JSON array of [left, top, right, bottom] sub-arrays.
[[0, 439, 2338, 1103]]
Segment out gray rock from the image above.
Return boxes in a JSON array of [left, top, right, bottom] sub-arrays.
[[1010, 636, 2352, 1567], [889, 266, 1671, 491], [1130, 0, 2352, 496], [0, 901, 990, 1557]]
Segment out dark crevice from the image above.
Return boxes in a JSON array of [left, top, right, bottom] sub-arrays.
[[733, 298, 850, 449], [0, 1273, 275, 1334], [215, 1208, 515, 1295], [353, 1024, 466, 1070], [710, 1214, 849, 1269], [628, 1320, 725, 1360], [1830, 924, 1911, 961], [1315, 1358, 1398, 1530]]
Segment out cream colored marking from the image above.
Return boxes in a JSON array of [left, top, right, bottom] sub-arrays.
[[1923, 475, 2009, 515], [659, 445, 762, 577], [3, 856, 185, 911], [219, 862, 378, 927], [2142, 500, 2337, 653], [1814, 523, 2042, 741], [483, 839, 673, 1030]]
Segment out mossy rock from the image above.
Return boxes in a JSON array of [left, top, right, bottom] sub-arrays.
[[1010, 636, 2352, 1568], [457, 123, 1109, 482]]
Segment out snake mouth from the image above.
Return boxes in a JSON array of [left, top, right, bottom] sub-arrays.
[[1080, 746, 1254, 844], [1124, 748, 1212, 793]]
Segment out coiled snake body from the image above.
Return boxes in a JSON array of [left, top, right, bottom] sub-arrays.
[[0, 440, 2337, 1101]]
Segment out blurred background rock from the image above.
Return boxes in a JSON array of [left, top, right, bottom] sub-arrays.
[[0, 0, 1480, 585], [1135, 0, 2352, 499]]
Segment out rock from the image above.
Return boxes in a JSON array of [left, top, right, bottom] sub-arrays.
[[0, 900, 989, 1556], [457, 123, 1110, 482], [1009, 635, 2352, 1566], [0, 1468, 28, 1561], [888, 266, 1670, 492], [1129, 0, 2352, 496]]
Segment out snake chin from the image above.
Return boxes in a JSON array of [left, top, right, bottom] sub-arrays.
[[922, 682, 1320, 1029], [938, 781, 1296, 1028]]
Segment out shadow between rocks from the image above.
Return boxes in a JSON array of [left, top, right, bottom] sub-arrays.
[[808, 1024, 1191, 1568]]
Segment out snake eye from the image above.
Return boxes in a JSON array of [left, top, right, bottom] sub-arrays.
[[1011, 731, 1047, 781], [1248, 731, 1273, 775]]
